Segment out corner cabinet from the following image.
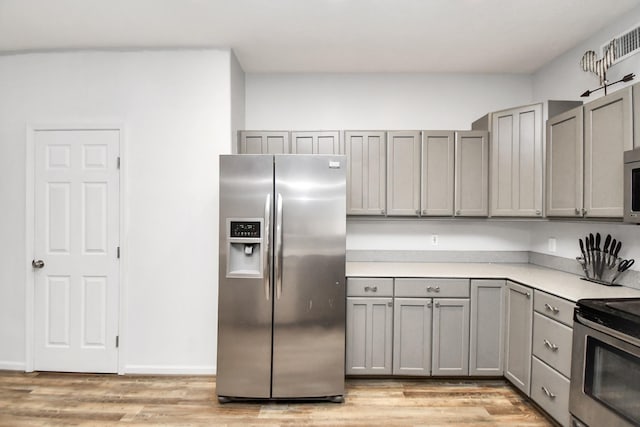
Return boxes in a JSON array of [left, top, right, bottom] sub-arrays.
[[345, 131, 387, 215], [345, 278, 393, 375], [421, 131, 455, 216], [469, 279, 505, 376], [386, 131, 421, 216], [238, 131, 290, 154], [504, 281, 533, 395], [490, 104, 543, 217], [454, 131, 489, 216]]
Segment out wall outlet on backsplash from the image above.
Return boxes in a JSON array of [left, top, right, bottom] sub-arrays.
[[431, 234, 439, 246], [548, 237, 557, 253]]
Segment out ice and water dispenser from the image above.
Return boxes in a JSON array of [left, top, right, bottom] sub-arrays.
[[225, 219, 264, 278]]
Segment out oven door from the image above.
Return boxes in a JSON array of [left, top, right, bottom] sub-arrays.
[[570, 315, 640, 427]]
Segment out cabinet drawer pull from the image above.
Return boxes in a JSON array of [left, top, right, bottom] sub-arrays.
[[426, 286, 441, 293], [543, 339, 559, 351], [511, 287, 531, 298], [544, 303, 560, 314], [541, 386, 556, 399], [364, 286, 378, 292]]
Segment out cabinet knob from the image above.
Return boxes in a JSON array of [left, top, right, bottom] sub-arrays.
[[535, 210, 541, 216], [575, 208, 581, 215], [455, 210, 461, 216], [415, 209, 420, 215], [381, 209, 386, 215], [582, 209, 587, 216], [422, 210, 427, 215], [434, 301, 440, 308]]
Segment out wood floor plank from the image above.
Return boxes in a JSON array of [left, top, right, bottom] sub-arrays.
[[0, 371, 553, 426]]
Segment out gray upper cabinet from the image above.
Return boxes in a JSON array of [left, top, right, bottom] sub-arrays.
[[291, 131, 343, 154], [584, 87, 633, 217], [431, 298, 470, 376], [454, 131, 489, 216], [469, 279, 505, 376], [490, 104, 543, 217], [634, 83, 640, 148], [238, 131, 290, 154], [546, 106, 584, 217], [387, 131, 421, 216], [421, 131, 455, 216], [393, 297, 432, 375], [345, 131, 387, 215], [504, 281, 533, 396]]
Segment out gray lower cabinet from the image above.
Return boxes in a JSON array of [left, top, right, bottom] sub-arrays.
[[454, 131, 489, 216], [345, 131, 387, 215], [238, 131, 290, 154], [432, 298, 470, 376], [531, 357, 571, 427], [346, 278, 394, 375], [346, 296, 393, 375], [387, 131, 421, 216], [291, 131, 343, 154], [469, 279, 505, 376], [504, 281, 533, 395], [393, 298, 432, 375]]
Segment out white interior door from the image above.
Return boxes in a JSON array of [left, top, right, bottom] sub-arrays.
[[33, 129, 120, 373]]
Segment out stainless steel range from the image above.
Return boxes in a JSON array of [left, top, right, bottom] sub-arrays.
[[570, 298, 640, 427]]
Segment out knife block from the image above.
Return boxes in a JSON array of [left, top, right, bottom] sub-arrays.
[[576, 255, 626, 286]]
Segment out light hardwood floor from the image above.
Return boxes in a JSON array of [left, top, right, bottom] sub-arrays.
[[0, 371, 554, 426]]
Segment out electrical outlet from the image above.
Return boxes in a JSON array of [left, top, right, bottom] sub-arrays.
[[431, 234, 439, 246], [548, 237, 557, 253]]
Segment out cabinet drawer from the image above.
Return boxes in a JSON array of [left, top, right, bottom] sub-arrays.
[[532, 312, 573, 377], [347, 278, 394, 297], [534, 291, 575, 327], [531, 356, 570, 427], [395, 278, 470, 298]]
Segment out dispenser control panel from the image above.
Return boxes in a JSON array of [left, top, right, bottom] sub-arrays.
[[230, 221, 261, 238]]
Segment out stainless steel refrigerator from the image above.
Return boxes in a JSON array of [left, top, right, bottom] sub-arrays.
[[217, 154, 346, 402]]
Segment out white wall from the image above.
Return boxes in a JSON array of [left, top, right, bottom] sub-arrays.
[[246, 73, 533, 130], [533, 5, 640, 101], [0, 49, 233, 372], [230, 51, 245, 153]]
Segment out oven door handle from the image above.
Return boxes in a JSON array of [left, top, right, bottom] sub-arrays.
[[576, 313, 640, 348]]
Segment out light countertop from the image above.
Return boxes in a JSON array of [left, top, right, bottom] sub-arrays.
[[346, 262, 640, 302]]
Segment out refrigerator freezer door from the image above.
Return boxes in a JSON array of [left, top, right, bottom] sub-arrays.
[[217, 155, 274, 399], [271, 155, 346, 398]]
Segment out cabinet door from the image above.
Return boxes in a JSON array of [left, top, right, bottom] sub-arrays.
[[491, 104, 543, 217], [421, 131, 455, 216], [432, 298, 470, 376], [345, 131, 387, 215], [469, 280, 505, 376], [546, 107, 584, 218], [387, 131, 421, 216], [454, 131, 489, 216], [238, 131, 290, 154], [504, 281, 533, 395], [346, 297, 393, 375], [393, 298, 432, 376], [584, 87, 633, 217], [291, 131, 343, 154]]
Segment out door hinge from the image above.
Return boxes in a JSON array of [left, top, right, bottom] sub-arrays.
[[116, 336, 120, 348], [117, 246, 120, 259], [117, 157, 121, 169]]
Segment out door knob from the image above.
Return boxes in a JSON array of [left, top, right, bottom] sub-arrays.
[[32, 260, 45, 269]]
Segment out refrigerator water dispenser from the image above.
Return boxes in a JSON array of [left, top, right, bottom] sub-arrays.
[[226, 219, 264, 278]]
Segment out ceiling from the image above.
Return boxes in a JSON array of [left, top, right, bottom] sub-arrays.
[[1, 0, 639, 73]]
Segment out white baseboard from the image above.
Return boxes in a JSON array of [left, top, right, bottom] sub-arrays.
[[0, 361, 26, 371], [123, 364, 216, 375]]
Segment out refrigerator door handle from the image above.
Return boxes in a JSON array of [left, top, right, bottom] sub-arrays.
[[275, 193, 283, 299], [263, 193, 271, 301]]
